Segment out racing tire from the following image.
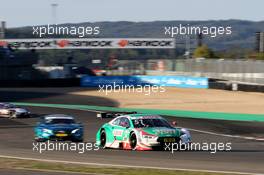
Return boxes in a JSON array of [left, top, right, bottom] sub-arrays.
[[100, 130, 107, 148], [129, 132, 137, 150], [34, 137, 46, 142], [9, 111, 16, 119]]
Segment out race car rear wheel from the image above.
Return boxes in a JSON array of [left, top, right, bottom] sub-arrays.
[[100, 130, 107, 148], [129, 132, 137, 150]]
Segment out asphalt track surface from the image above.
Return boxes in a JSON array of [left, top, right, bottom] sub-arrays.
[[0, 88, 264, 174]]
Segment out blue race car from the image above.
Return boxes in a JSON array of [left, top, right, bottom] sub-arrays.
[[34, 114, 83, 142]]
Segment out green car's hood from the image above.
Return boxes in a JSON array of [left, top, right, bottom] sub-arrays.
[[141, 127, 181, 137]]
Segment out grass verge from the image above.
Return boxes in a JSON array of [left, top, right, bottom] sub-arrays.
[[0, 157, 242, 175], [13, 102, 264, 122]]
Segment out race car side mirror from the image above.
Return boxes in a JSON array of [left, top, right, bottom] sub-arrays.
[[171, 121, 177, 126]]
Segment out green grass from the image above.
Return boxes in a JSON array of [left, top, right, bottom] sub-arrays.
[[13, 102, 264, 122], [0, 157, 242, 175]]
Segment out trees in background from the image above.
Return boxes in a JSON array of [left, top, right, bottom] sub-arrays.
[[256, 52, 264, 59], [193, 45, 215, 58]]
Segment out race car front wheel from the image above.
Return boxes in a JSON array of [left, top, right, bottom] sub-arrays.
[[9, 111, 16, 118], [129, 132, 137, 150], [100, 130, 107, 148], [34, 137, 46, 142]]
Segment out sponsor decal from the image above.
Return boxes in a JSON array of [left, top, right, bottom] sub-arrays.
[[0, 38, 175, 50], [118, 40, 129, 47], [0, 41, 8, 47], [155, 129, 176, 135], [81, 76, 209, 89], [117, 39, 174, 48], [57, 40, 69, 48], [113, 129, 124, 137]]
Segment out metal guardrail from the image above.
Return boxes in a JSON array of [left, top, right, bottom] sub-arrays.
[[170, 59, 264, 84], [111, 59, 264, 84]]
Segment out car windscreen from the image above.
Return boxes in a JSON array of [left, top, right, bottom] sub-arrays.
[[3, 104, 16, 108], [45, 118, 75, 124], [132, 118, 171, 128]]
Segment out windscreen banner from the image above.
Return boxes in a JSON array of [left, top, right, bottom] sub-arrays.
[[81, 76, 208, 89], [0, 38, 175, 49]]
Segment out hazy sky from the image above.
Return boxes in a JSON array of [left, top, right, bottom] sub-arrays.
[[0, 0, 263, 27]]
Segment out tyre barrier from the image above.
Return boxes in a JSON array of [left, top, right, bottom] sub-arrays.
[[209, 79, 264, 92]]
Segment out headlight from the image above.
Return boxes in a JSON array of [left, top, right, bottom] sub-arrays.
[[72, 128, 79, 134], [72, 128, 82, 134], [180, 128, 191, 142], [142, 135, 156, 139], [42, 128, 53, 134], [3, 109, 9, 113], [180, 128, 190, 136], [141, 131, 157, 139]]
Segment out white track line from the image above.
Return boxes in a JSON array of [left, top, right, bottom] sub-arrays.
[[0, 155, 262, 175], [186, 128, 264, 141]]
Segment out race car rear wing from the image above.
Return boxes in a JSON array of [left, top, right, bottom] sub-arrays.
[[96, 111, 138, 118]]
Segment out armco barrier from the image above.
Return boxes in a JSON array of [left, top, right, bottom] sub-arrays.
[[208, 79, 264, 92], [0, 78, 81, 87], [81, 76, 208, 88]]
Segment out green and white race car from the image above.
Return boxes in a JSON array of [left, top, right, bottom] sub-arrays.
[[96, 114, 191, 150]]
